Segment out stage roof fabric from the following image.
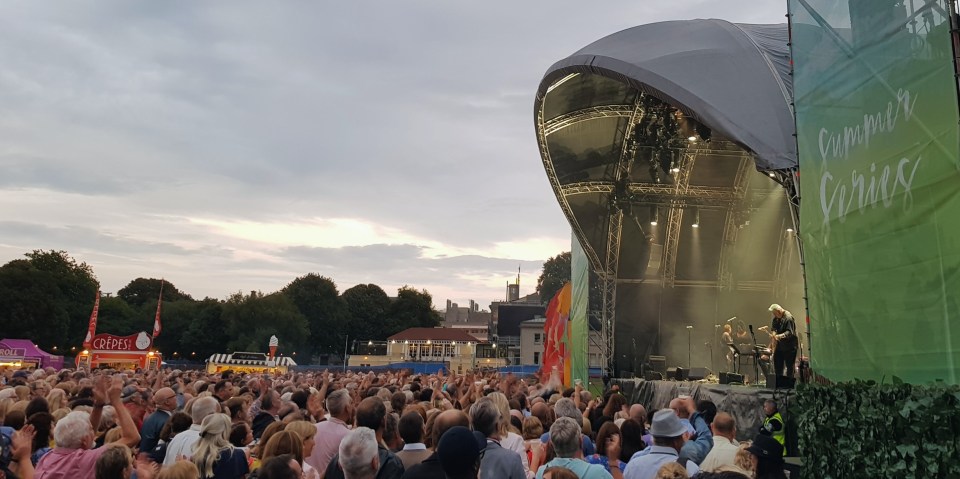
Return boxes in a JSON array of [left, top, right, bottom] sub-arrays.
[[536, 19, 795, 170]]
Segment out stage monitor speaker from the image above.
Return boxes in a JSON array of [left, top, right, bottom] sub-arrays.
[[644, 371, 664, 381], [687, 367, 710, 381], [766, 374, 796, 389], [667, 367, 684, 381], [719, 372, 744, 384], [648, 355, 666, 376]]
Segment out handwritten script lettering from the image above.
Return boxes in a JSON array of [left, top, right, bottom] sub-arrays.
[[816, 88, 921, 224]]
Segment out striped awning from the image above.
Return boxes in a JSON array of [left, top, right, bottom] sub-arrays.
[[206, 353, 297, 367]]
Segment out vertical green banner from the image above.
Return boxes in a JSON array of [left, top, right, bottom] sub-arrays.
[[790, 0, 960, 382], [570, 231, 589, 384]]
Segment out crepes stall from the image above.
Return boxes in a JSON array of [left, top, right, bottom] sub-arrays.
[[76, 331, 162, 371], [205, 352, 297, 375]]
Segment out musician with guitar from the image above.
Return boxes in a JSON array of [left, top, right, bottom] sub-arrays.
[[765, 304, 798, 378]]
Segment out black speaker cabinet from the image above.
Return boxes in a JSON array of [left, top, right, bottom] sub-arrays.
[[687, 367, 710, 381], [719, 372, 744, 384]]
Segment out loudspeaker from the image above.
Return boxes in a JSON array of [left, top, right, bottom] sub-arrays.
[[667, 367, 683, 381], [644, 371, 664, 381], [648, 355, 667, 376], [719, 372, 744, 384], [687, 367, 710, 381], [766, 374, 796, 389]]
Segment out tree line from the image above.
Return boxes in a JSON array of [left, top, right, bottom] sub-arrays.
[[0, 250, 442, 362]]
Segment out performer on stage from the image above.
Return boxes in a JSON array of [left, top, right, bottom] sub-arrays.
[[721, 324, 735, 371], [768, 304, 798, 378]]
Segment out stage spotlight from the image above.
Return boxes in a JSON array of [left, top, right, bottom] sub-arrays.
[[769, 172, 776, 178], [687, 136, 697, 142], [695, 123, 712, 142], [671, 167, 680, 173], [650, 206, 659, 226], [786, 227, 794, 233], [691, 208, 700, 228]]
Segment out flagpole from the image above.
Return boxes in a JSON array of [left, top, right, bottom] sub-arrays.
[[153, 279, 164, 339]]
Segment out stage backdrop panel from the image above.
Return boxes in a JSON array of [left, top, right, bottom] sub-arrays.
[[790, 0, 960, 382]]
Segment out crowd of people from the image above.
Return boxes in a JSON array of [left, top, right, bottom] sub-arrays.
[[0, 366, 790, 479]]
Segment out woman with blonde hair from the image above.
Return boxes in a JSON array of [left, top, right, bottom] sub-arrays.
[[157, 460, 201, 479], [259, 430, 304, 466], [45, 389, 68, 412], [284, 421, 320, 479], [192, 413, 249, 479], [488, 392, 530, 472]]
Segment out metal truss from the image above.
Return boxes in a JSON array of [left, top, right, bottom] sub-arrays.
[[535, 106, 604, 272], [595, 100, 644, 377], [561, 181, 740, 205], [660, 151, 698, 288], [717, 155, 754, 290], [542, 105, 635, 136]]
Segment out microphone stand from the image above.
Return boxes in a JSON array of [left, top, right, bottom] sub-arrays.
[[712, 324, 720, 375], [686, 326, 693, 369], [749, 327, 760, 386]]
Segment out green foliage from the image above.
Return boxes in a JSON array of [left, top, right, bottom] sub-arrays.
[[796, 380, 960, 479], [117, 278, 192, 308], [175, 299, 226, 360], [342, 284, 391, 341], [0, 251, 99, 348], [282, 274, 348, 357], [386, 286, 442, 336], [537, 252, 570, 304], [221, 291, 309, 355], [97, 296, 140, 336]]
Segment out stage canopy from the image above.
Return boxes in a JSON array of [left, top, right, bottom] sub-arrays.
[[534, 19, 804, 375]]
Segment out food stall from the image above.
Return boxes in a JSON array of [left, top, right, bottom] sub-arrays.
[[0, 339, 64, 370], [205, 352, 296, 375], [76, 331, 162, 371]]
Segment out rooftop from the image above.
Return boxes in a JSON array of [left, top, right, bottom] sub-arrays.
[[388, 327, 482, 343]]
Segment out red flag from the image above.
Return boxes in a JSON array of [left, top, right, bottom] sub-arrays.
[[82, 291, 101, 349], [153, 281, 164, 338]]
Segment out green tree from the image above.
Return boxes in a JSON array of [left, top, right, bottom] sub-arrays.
[[536, 252, 571, 304], [221, 291, 309, 355], [282, 274, 348, 358], [150, 298, 222, 358], [117, 278, 191, 308], [0, 250, 99, 349], [176, 299, 226, 360], [387, 286, 442, 335], [342, 284, 390, 341], [97, 296, 139, 336]]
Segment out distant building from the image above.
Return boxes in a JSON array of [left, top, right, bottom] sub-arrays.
[[443, 299, 492, 341], [346, 327, 506, 373], [489, 290, 544, 366], [519, 317, 604, 368]]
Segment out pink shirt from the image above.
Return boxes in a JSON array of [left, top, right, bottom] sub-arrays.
[[305, 417, 351, 477], [35, 447, 109, 479]]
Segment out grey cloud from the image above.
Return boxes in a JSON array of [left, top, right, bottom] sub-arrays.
[[0, 0, 785, 302]]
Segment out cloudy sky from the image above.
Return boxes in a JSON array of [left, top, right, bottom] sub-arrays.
[[0, 1, 785, 308]]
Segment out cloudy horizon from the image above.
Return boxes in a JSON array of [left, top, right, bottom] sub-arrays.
[[0, 1, 785, 308]]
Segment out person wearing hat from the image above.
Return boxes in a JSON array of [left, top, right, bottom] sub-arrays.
[[116, 384, 146, 431], [622, 410, 699, 479], [767, 304, 798, 379], [745, 434, 786, 479], [436, 426, 485, 479]]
